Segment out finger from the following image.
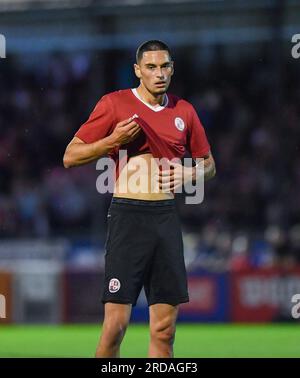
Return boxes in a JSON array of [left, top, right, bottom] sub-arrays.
[[159, 186, 172, 193], [172, 179, 183, 188], [128, 125, 141, 136], [160, 182, 174, 190], [160, 176, 182, 187], [159, 170, 174, 177], [131, 127, 141, 136], [129, 129, 141, 141], [122, 121, 137, 129], [118, 117, 136, 127], [159, 176, 174, 184], [160, 188, 173, 193], [160, 182, 181, 192], [170, 161, 182, 168], [173, 173, 184, 182], [123, 121, 140, 131]]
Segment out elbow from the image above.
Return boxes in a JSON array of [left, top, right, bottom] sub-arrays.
[[63, 151, 73, 169], [63, 157, 71, 169], [211, 164, 216, 178], [206, 164, 216, 181]]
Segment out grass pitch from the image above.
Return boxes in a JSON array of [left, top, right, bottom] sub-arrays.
[[0, 324, 299, 358]]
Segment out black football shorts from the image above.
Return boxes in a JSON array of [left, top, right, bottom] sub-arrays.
[[101, 197, 189, 307]]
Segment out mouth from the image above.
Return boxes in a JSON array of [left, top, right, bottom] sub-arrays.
[[155, 82, 166, 87]]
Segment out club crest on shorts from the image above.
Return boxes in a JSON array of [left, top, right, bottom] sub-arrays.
[[174, 117, 185, 131], [109, 278, 121, 293]]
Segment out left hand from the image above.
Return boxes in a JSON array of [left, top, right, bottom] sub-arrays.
[[158, 161, 197, 192]]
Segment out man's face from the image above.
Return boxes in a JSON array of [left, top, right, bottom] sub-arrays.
[[134, 50, 174, 95]]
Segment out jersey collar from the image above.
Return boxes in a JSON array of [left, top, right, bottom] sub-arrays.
[[131, 88, 169, 112]]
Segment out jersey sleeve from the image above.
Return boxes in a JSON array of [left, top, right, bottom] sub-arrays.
[[186, 105, 210, 158], [75, 94, 115, 143]]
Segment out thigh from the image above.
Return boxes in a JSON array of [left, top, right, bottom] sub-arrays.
[[102, 207, 157, 306], [144, 210, 189, 306]]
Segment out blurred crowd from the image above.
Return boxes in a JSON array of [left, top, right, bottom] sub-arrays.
[[0, 48, 299, 270]]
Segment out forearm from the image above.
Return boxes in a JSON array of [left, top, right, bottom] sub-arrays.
[[203, 159, 216, 181], [63, 135, 119, 168], [159, 154, 216, 191], [192, 157, 216, 182]]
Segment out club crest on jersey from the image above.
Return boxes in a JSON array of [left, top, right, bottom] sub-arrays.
[[109, 278, 121, 293], [174, 117, 185, 131]]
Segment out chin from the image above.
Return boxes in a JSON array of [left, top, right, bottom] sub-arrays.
[[153, 87, 167, 95]]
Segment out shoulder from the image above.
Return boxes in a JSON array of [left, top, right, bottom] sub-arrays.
[[105, 89, 132, 103], [167, 93, 195, 112], [94, 89, 132, 113]]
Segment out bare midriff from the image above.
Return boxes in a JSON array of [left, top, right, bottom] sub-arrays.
[[113, 153, 174, 200]]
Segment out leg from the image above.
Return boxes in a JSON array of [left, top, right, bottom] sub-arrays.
[[148, 303, 179, 358], [95, 303, 132, 358]]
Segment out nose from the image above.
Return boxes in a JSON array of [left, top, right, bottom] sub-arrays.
[[156, 68, 164, 78]]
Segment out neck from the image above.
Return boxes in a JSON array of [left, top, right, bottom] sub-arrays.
[[136, 84, 166, 106]]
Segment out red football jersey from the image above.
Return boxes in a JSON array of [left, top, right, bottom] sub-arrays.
[[75, 88, 210, 175]]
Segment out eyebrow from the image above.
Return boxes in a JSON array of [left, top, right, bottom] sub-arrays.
[[144, 62, 172, 67]]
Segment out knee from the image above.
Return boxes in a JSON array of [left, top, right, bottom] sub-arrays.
[[103, 317, 128, 346], [150, 318, 176, 345]]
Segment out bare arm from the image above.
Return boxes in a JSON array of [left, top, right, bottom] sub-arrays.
[[197, 151, 216, 181], [159, 151, 216, 192], [63, 117, 141, 168], [63, 135, 118, 168]]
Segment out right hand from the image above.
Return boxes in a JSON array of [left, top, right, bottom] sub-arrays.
[[110, 117, 142, 146]]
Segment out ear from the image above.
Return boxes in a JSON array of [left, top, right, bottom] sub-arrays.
[[170, 61, 174, 76], [134, 63, 141, 79]]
